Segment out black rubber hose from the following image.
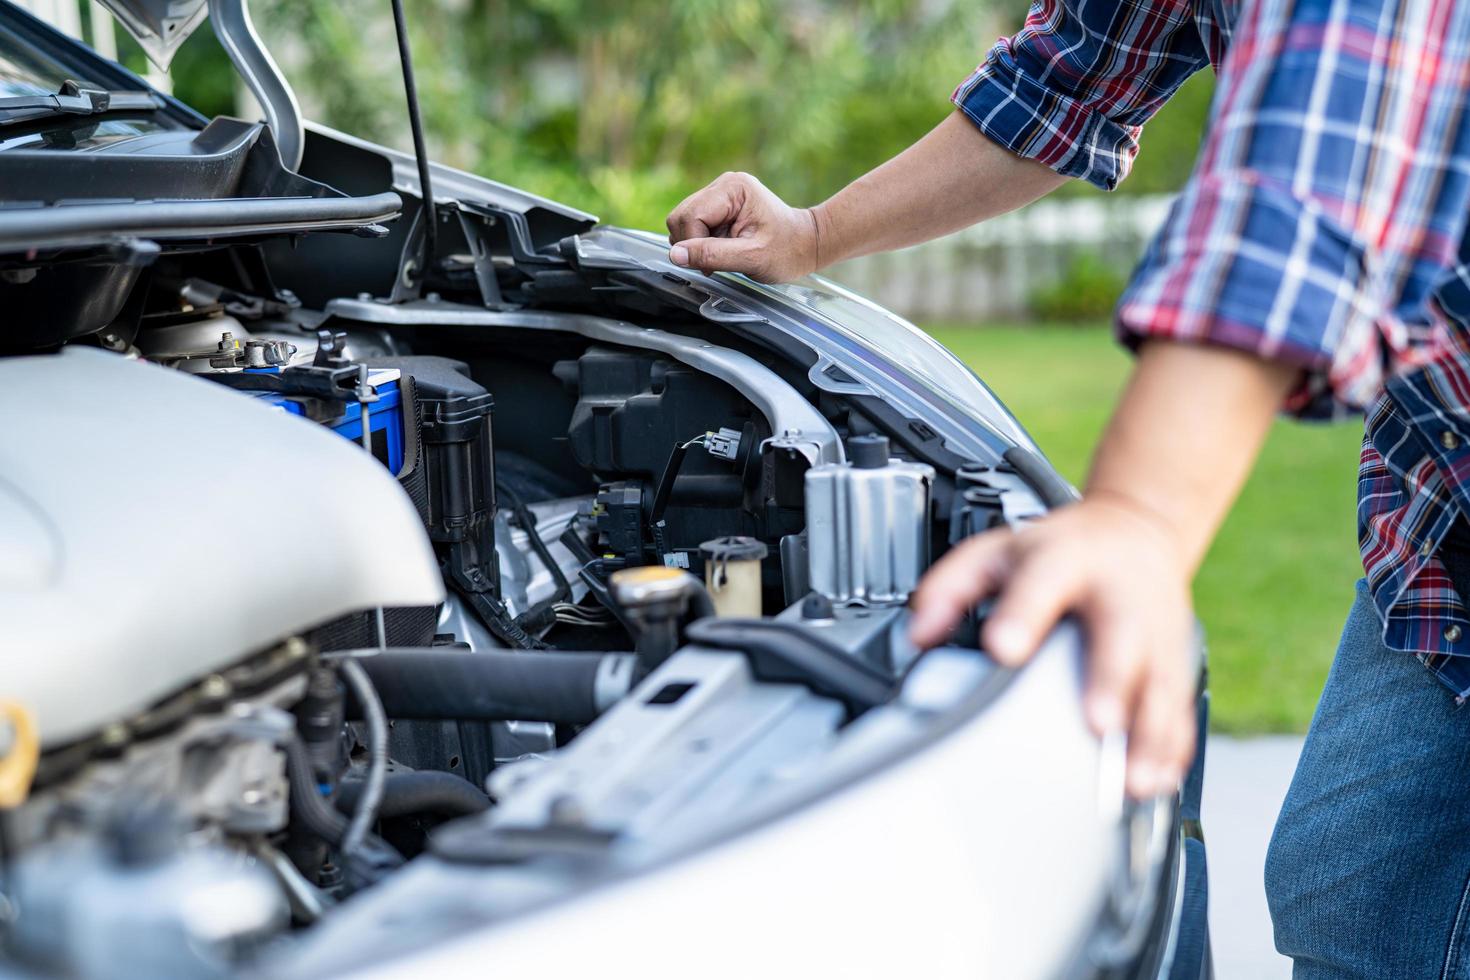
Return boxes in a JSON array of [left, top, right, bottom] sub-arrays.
[[1002, 445, 1080, 509], [685, 578, 717, 622], [283, 737, 403, 885], [342, 649, 636, 726], [334, 771, 491, 820], [284, 736, 350, 845], [498, 481, 572, 604]]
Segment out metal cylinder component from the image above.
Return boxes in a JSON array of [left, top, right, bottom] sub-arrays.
[[804, 435, 934, 606], [699, 536, 767, 618]]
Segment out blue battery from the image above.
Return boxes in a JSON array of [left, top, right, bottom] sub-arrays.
[[248, 367, 406, 474]]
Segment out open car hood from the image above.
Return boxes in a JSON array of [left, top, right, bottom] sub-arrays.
[[95, 0, 209, 69]]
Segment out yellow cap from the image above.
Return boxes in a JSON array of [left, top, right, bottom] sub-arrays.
[[610, 565, 693, 605], [0, 701, 39, 809]]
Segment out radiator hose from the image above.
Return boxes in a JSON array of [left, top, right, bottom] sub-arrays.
[[334, 771, 491, 820], [283, 737, 403, 888], [340, 649, 638, 726]]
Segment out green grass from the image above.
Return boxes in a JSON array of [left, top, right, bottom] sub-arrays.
[[928, 324, 1365, 734]]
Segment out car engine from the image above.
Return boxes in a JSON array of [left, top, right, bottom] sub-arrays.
[[0, 105, 1061, 975]]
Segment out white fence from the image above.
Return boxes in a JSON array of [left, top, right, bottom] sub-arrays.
[[824, 194, 1176, 324], [16, 1, 116, 56]]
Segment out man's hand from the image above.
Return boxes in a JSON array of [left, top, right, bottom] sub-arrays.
[[663, 113, 1067, 283], [910, 341, 1296, 800], [909, 495, 1196, 799], [666, 172, 819, 283]]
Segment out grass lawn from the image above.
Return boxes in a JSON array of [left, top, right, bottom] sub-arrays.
[[928, 323, 1365, 734]]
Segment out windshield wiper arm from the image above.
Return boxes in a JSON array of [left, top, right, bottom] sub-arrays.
[[0, 79, 160, 127]]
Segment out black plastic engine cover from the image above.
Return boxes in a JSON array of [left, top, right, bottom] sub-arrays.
[[369, 355, 498, 594], [557, 347, 750, 478]]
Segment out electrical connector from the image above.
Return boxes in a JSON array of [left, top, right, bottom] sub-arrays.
[[704, 426, 742, 461]]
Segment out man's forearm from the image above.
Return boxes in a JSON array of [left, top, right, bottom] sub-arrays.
[[909, 339, 1297, 794], [1086, 341, 1298, 574], [811, 111, 1067, 267]]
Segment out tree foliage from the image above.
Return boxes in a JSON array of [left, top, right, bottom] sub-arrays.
[[159, 0, 1214, 229]]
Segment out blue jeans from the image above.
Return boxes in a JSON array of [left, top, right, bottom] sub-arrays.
[[1266, 579, 1470, 978]]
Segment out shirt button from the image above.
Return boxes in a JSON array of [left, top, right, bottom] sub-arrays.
[[1447, 625, 1463, 643], [1422, 540, 1435, 558], [1443, 430, 1461, 450]]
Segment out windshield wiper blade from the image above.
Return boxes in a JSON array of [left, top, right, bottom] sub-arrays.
[[0, 79, 160, 127]]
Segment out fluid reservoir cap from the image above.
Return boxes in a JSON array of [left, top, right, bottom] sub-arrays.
[[610, 566, 695, 606], [848, 434, 890, 469], [699, 536, 768, 563]]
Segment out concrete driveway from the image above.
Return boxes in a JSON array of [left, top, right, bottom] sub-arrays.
[[1202, 735, 1304, 979]]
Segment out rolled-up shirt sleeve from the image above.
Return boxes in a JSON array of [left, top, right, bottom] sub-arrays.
[[953, 0, 1209, 191], [1116, 0, 1470, 419]]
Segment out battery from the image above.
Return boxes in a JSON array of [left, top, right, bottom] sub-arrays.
[[248, 367, 406, 474]]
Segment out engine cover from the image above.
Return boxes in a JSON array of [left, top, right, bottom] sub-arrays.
[[0, 348, 444, 747]]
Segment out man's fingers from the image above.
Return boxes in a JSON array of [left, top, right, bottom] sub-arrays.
[[667, 214, 712, 245], [907, 532, 1010, 649], [1079, 605, 1147, 736], [670, 235, 761, 275], [1124, 664, 1195, 798], [980, 545, 1083, 666], [666, 176, 746, 244]]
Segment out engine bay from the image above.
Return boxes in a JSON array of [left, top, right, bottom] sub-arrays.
[[0, 118, 1056, 977]]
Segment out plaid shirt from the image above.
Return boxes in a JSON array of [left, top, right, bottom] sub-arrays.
[[953, 0, 1470, 696]]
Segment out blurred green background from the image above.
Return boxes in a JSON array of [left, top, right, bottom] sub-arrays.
[[139, 0, 1219, 228], [112, 0, 1357, 732], [934, 326, 1360, 734]]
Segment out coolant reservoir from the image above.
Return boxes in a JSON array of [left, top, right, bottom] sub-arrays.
[[699, 536, 767, 618], [805, 434, 934, 606]]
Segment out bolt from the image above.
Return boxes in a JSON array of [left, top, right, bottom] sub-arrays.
[[199, 674, 231, 700], [264, 340, 297, 365]]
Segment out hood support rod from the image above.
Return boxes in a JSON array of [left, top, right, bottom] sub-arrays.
[[390, 0, 437, 275]]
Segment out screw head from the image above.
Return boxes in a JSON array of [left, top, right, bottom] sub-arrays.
[[199, 674, 231, 700]]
